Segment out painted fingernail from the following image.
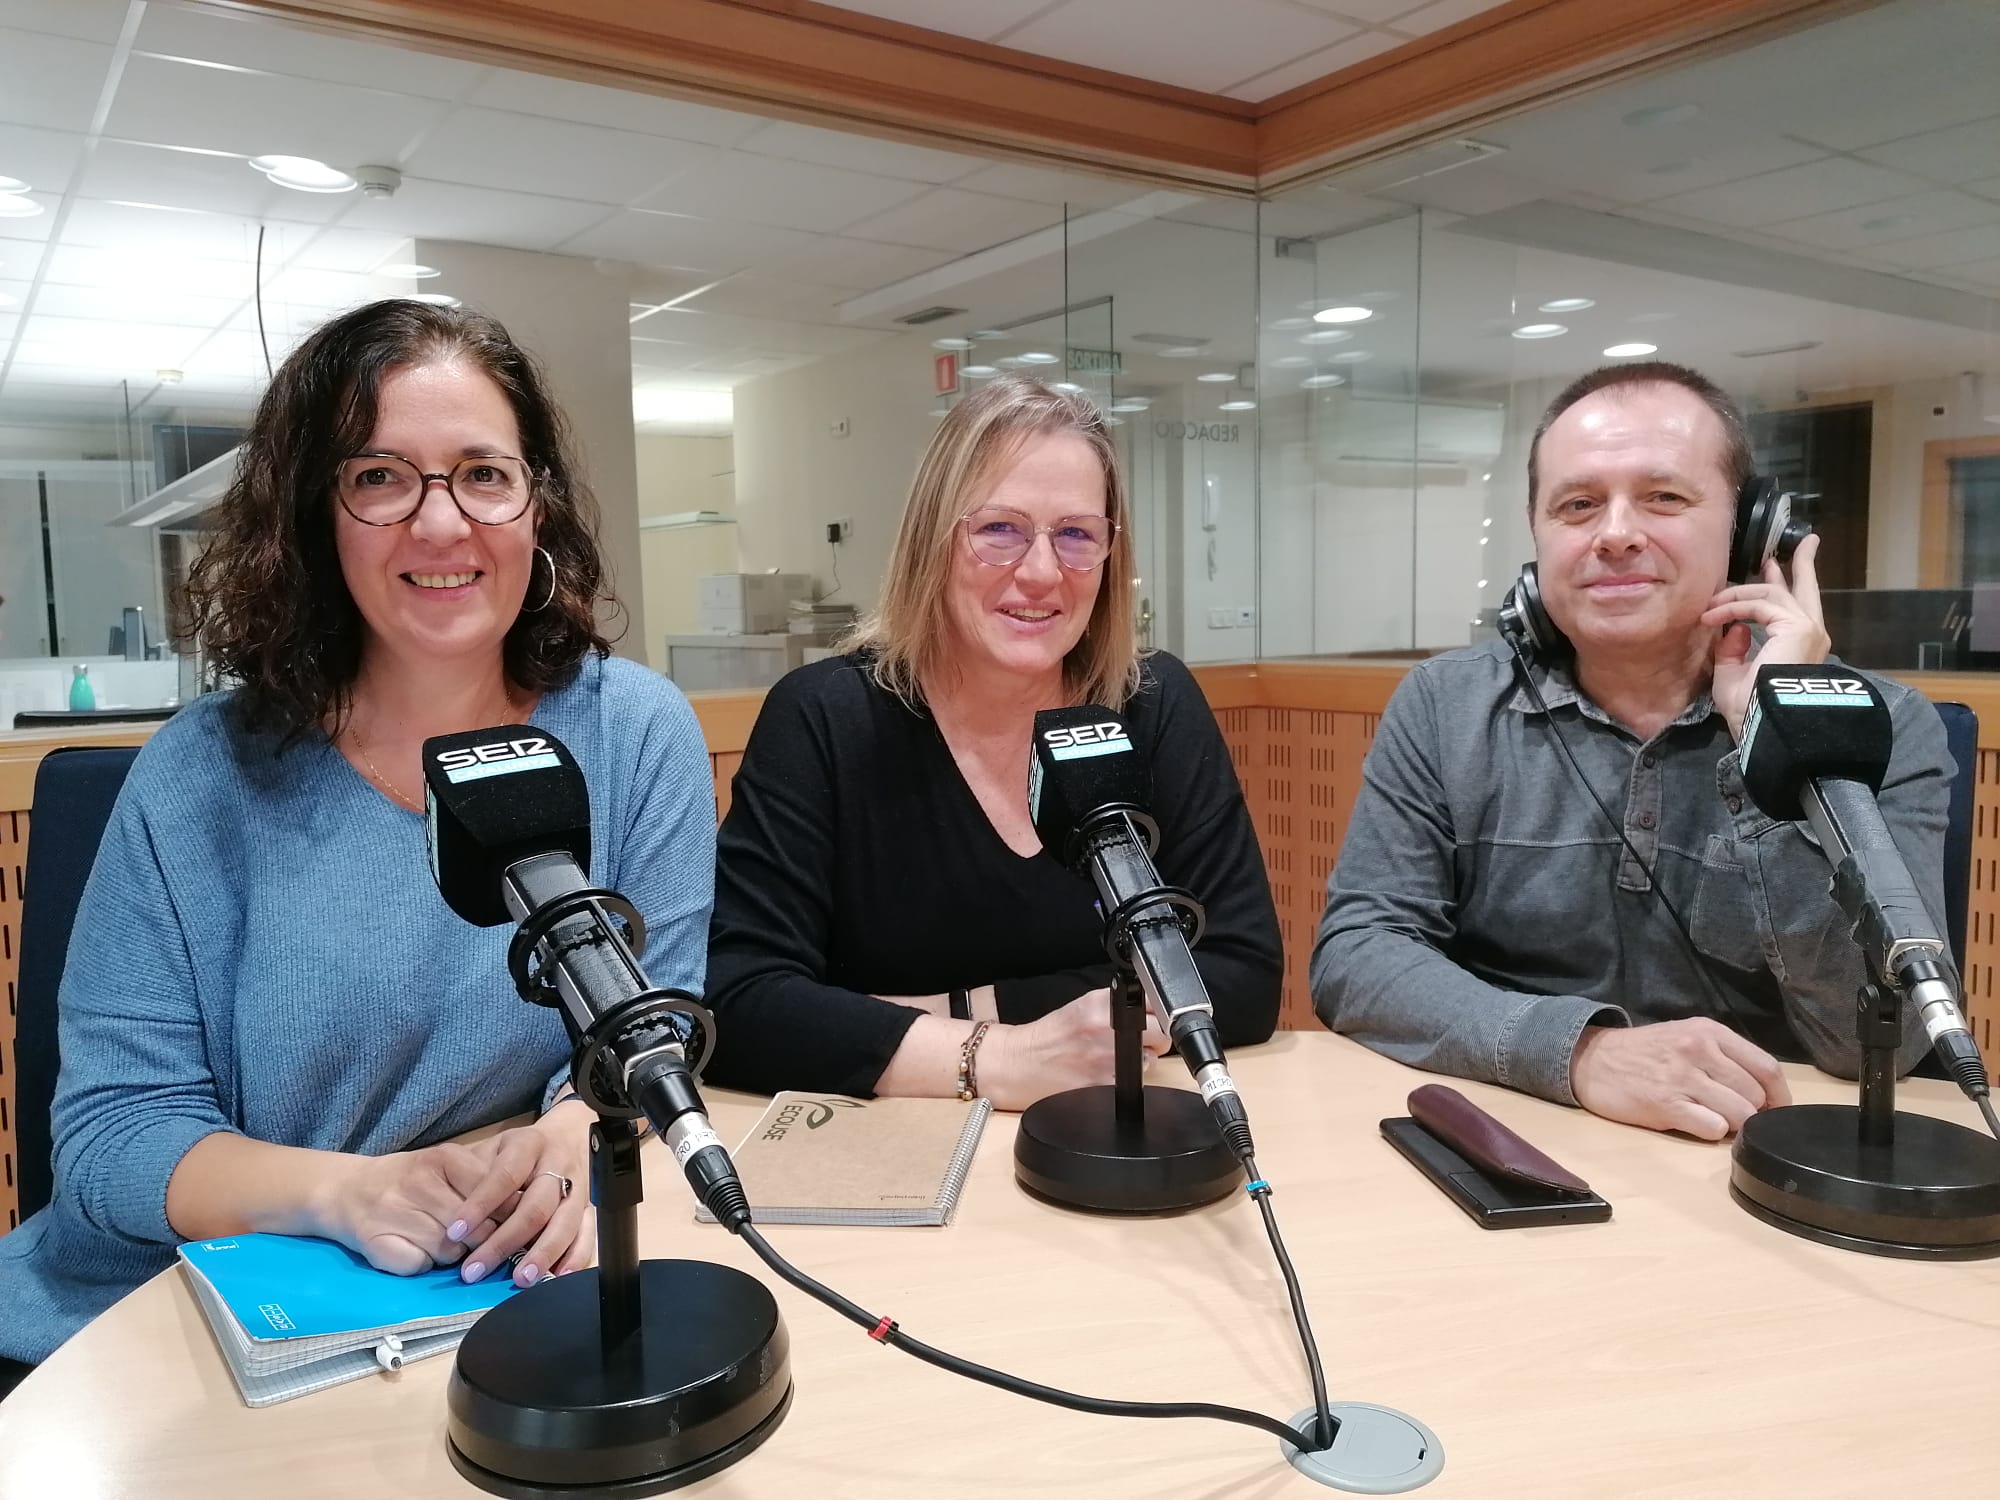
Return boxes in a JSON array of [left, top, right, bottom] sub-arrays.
[[447, 1220, 469, 1243], [463, 1262, 486, 1282], [519, 1263, 541, 1286]]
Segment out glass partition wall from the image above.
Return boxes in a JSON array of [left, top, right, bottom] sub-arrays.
[[1258, 0, 2000, 672]]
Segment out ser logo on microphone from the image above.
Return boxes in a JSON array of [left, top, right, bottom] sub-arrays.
[[1042, 721, 1133, 762], [1769, 675, 1870, 706], [433, 735, 563, 783]]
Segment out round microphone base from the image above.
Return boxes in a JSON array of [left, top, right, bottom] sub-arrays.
[[446, 1260, 792, 1499], [1014, 1084, 1240, 1213], [1731, 1104, 2000, 1260]]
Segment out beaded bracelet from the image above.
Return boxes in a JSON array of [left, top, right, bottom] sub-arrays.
[[956, 1021, 992, 1103]]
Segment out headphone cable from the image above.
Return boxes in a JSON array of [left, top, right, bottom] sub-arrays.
[[1503, 637, 1769, 1038]]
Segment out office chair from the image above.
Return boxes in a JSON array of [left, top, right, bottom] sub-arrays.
[[12, 746, 139, 1224]]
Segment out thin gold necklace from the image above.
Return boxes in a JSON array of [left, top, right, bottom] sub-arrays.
[[350, 723, 423, 812]]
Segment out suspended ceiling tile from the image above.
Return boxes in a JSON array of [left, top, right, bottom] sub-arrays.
[[1867, 222, 2000, 271], [634, 151, 928, 234], [943, 162, 1138, 211], [1650, 156, 1918, 229], [406, 107, 713, 206], [77, 140, 350, 223], [1225, 30, 1401, 103], [755, 233, 961, 291], [842, 187, 1061, 254], [0, 123, 88, 198], [561, 210, 824, 276], [133, 5, 484, 100], [1857, 114, 2000, 187], [0, 27, 115, 134], [1389, 0, 1507, 36], [104, 52, 450, 165], [466, 68, 763, 148], [338, 178, 613, 254], [732, 120, 985, 185], [0, 0, 129, 44], [1761, 189, 2000, 255]]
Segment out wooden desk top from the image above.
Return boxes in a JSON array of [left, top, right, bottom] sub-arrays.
[[3, 1033, 1993, 1499]]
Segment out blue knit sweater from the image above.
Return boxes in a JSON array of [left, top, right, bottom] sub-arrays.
[[0, 654, 715, 1364]]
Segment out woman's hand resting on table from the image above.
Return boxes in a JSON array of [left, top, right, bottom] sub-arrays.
[[976, 988, 1170, 1112], [313, 1097, 597, 1287]]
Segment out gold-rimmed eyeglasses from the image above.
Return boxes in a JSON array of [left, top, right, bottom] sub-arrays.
[[335, 453, 534, 527], [959, 506, 1117, 571]]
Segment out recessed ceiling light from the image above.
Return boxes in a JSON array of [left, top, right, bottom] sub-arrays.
[[1197, 371, 1235, 382], [1301, 373, 1346, 389], [1540, 298, 1595, 313], [1301, 329, 1354, 345], [0, 194, 44, 218], [1017, 351, 1060, 364], [249, 154, 357, 193], [931, 336, 974, 351], [995, 355, 1025, 368], [0, 175, 27, 193], [1622, 102, 1700, 129], [376, 262, 440, 279], [1051, 381, 1086, 393], [1104, 415, 1124, 426], [1269, 316, 1310, 331], [1158, 346, 1201, 357], [1108, 398, 1151, 412], [962, 364, 997, 377], [1482, 518, 1493, 527], [1328, 350, 1373, 363], [410, 291, 460, 307], [970, 329, 1005, 340], [1511, 323, 1567, 339], [1603, 342, 1658, 357], [1477, 578, 1489, 589], [1313, 306, 1372, 324], [1270, 355, 1312, 368], [1219, 399, 1257, 411]]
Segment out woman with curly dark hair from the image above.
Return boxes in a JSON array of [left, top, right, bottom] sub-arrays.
[[0, 300, 715, 1384]]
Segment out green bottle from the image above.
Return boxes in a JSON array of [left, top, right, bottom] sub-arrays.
[[69, 664, 96, 712]]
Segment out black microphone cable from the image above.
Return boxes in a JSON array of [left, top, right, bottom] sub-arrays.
[[728, 1207, 1338, 1454]]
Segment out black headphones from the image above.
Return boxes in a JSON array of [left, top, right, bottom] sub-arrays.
[[1497, 475, 1812, 662]]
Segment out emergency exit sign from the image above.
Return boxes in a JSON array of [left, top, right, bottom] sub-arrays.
[[1066, 347, 1122, 375]]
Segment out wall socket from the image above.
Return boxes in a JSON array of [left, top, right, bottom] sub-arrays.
[[1205, 606, 1256, 630], [1235, 606, 1256, 628], [827, 517, 853, 545]]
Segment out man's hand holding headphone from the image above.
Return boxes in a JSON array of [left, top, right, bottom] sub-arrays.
[[1702, 531, 1830, 744]]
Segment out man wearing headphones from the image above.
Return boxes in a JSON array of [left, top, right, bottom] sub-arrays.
[[1311, 361, 1953, 1139]]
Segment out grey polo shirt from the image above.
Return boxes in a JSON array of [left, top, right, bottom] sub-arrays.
[[1309, 640, 1952, 1105]]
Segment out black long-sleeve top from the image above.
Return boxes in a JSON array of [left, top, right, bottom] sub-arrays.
[[703, 650, 1283, 1096]]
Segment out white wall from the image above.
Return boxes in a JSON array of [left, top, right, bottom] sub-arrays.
[[416, 240, 647, 660], [636, 434, 738, 666], [730, 333, 941, 611]]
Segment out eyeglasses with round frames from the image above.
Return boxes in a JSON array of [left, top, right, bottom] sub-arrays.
[[335, 453, 534, 527], [960, 506, 1116, 571]]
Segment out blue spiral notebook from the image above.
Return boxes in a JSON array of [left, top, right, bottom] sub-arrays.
[[176, 1233, 520, 1407]]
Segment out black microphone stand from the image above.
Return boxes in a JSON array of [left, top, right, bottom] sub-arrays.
[[445, 912, 793, 1498], [1731, 946, 2000, 1260], [1013, 885, 1240, 1214]]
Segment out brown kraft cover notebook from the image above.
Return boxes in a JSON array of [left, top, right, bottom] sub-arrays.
[[693, 1092, 993, 1226]]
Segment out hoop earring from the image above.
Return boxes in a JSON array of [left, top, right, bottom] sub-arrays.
[[524, 546, 557, 614]]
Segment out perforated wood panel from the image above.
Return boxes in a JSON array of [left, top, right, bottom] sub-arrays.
[[1243, 707, 1379, 1030]]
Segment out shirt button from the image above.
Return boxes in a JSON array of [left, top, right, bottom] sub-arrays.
[[1727, 795, 1743, 814], [1640, 752, 1658, 769], [1638, 811, 1657, 829]]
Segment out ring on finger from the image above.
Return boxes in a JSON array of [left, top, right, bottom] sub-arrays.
[[537, 1170, 573, 1200]]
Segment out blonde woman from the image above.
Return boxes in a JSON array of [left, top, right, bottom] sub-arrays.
[[703, 377, 1280, 1108]]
